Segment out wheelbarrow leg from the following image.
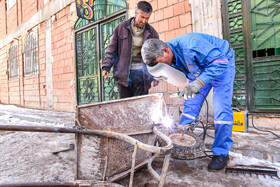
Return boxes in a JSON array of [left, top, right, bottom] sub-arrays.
[[129, 144, 138, 187], [158, 153, 171, 187]]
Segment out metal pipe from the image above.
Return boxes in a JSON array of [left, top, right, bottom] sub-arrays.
[[180, 125, 186, 140], [248, 113, 280, 118], [129, 144, 137, 187], [147, 155, 160, 181], [0, 182, 77, 187], [108, 156, 153, 182], [0, 125, 172, 155], [153, 127, 173, 154], [0, 124, 173, 186], [158, 154, 171, 187], [147, 154, 171, 187]]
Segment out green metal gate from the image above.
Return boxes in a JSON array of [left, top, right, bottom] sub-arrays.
[[222, 0, 280, 112], [74, 0, 127, 105]]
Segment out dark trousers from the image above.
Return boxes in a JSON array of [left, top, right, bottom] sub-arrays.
[[118, 69, 148, 99]]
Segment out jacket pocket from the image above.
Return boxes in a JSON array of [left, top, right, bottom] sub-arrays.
[[119, 34, 128, 40]]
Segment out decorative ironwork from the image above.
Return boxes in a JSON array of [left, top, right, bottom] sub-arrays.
[[74, 19, 94, 30], [8, 43, 19, 79], [253, 60, 280, 109], [81, 78, 98, 103], [224, 0, 247, 109], [76, 27, 99, 104], [24, 32, 38, 76], [230, 32, 243, 46], [234, 47, 245, 61], [101, 15, 126, 101], [104, 77, 119, 101], [224, 0, 280, 111], [250, 0, 280, 110], [229, 16, 243, 30], [228, 0, 242, 14], [75, 1, 127, 105], [251, 0, 280, 56], [82, 30, 97, 76]]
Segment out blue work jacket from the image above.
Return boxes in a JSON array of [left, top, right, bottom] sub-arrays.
[[167, 33, 231, 84]]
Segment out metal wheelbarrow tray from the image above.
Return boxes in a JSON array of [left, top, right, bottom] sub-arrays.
[[0, 94, 172, 187], [75, 93, 173, 186]]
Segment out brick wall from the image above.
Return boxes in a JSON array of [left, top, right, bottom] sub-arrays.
[[0, 46, 8, 104], [6, 4, 18, 34], [0, 1, 7, 39], [0, 0, 76, 112], [22, 0, 38, 23], [38, 22, 46, 108], [51, 5, 76, 111]]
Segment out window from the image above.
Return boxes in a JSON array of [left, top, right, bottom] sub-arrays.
[[6, 0, 17, 10], [8, 43, 19, 79], [24, 32, 38, 76]]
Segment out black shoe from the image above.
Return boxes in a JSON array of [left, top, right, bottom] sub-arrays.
[[208, 155, 229, 171]]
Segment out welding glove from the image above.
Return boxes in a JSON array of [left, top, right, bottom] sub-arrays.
[[178, 78, 205, 99]]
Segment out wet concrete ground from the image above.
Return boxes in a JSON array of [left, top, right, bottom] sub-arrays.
[[118, 128, 280, 186], [0, 104, 279, 186]]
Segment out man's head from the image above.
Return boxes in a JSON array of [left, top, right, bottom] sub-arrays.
[[135, 1, 153, 28], [141, 39, 174, 66]]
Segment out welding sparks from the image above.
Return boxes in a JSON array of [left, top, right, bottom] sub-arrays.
[[151, 100, 174, 128], [162, 116, 173, 128]]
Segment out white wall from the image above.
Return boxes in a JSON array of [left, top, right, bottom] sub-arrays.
[[189, 0, 223, 123]]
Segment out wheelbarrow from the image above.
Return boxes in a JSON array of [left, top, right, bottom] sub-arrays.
[[0, 94, 172, 187], [75, 93, 173, 186]]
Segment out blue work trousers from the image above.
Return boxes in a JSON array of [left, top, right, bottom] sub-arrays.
[[179, 49, 236, 157]]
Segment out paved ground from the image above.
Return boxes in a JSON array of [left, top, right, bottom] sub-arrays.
[[0, 104, 279, 186], [118, 128, 280, 186]]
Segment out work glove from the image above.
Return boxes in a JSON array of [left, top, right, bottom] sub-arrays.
[[178, 78, 205, 99]]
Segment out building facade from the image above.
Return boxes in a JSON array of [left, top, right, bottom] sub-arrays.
[[0, 0, 279, 130]]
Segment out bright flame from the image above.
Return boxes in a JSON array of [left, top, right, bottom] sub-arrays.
[[162, 116, 173, 128], [151, 105, 162, 124]]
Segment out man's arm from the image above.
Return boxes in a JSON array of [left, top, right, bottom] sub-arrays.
[[179, 39, 229, 85], [198, 59, 228, 85], [102, 25, 119, 72]]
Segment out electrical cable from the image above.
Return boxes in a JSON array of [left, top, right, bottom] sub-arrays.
[[197, 92, 208, 141], [196, 92, 216, 141], [181, 151, 213, 160], [197, 121, 214, 139], [251, 114, 280, 139]]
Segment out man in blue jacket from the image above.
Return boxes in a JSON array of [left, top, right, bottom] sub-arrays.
[[141, 33, 236, 171]]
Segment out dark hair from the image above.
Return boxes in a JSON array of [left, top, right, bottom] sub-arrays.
[[136, 1, 153, 13]]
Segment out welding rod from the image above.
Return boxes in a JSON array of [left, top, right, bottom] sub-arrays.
[[180, 125, 186, 140]]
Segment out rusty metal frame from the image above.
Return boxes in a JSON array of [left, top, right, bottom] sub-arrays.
[[0, 124, 172, 187]]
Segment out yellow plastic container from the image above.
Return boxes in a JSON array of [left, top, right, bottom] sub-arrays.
[[232, 110, 248, 132]]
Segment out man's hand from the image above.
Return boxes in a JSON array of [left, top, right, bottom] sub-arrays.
[[152, 80, 159, 87], [102, 70, 109, 80], [178, 78, 205, 99]]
